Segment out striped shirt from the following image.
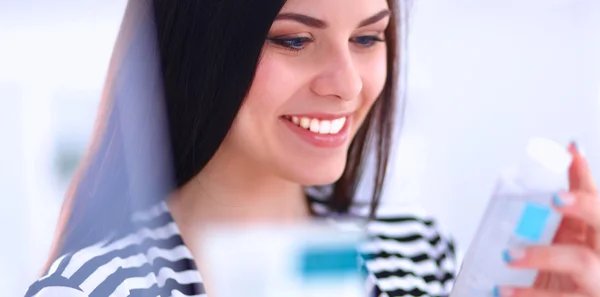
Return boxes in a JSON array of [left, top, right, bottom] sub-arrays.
[[26, 201, 457, 297]]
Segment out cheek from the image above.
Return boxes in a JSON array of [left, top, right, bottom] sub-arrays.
[[356, 49, 388, 119], [228, 53, 298, 147], [363, 49, 388, 103], [235, 58, 283, 132], [242, 52, 300, 116]]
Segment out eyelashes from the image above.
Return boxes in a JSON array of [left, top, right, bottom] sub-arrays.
[[267, 36, 314, 51], [351, 35, 386, 47], [266, 35, 385, 52]]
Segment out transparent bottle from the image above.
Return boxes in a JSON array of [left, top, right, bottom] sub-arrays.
[[450, 138, 572, 297]]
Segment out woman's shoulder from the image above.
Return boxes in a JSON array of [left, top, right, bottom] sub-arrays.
[[355, 204, 458, 297], [25, 206, 194, 297], [25, 239, 118, 297]]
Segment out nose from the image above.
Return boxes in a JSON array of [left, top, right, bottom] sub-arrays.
[[310, 50, 363, 101]]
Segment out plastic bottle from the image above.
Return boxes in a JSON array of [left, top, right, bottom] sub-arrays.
[[450, 138, 572, 296]]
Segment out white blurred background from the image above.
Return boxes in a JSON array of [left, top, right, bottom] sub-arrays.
[[1, 0, 599, 295]]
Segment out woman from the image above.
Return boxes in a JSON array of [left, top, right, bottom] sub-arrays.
[[27, 0, 455, 296], [25, 0, 600, 297]]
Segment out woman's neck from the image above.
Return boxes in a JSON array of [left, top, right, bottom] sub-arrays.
[[168, 148, 310, 229]]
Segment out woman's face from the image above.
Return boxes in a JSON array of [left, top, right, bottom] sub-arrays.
[[224, 0, 390, 185]]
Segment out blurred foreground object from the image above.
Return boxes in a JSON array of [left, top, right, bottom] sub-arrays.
[[201, 220, 367, 297]]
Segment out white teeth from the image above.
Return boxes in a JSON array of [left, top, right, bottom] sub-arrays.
[[331, 119, 342, 133], [319, 120, 331, 134], [331, 117, 346, 134], [300, 117, 310, 129], [309, 118, 320, 133], [287, 116, 347, 135]]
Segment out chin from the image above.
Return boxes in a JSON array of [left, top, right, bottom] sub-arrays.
[[288, 160, 347, 186]]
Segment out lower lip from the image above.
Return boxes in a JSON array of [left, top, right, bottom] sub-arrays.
[[281, 117, 350, 148]]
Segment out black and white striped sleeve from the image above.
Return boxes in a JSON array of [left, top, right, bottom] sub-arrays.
[[26, 255, 89, 297]]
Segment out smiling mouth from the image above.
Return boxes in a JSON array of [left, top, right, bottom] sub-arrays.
[[282, 115, 347, 135]]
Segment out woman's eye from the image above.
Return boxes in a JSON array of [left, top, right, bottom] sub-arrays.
[[268, 37, 313, 51], [352, 35, 385, 47]]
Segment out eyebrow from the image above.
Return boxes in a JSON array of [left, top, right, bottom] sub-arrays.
[[358, 9, 391, 27], [274, 9, 391, 29], [274, 13, 327, 28]]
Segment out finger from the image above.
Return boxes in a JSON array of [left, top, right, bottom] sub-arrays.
[[504, 244, 600, 294], [494, 286, 585, 297], [587, 226, 600, 254], [568, 142, 597, 194], [553, 191, 600, 232]]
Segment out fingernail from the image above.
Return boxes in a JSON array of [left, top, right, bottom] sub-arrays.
[[553, 192, 575, 207], [493, 286, 514, 297], [570, 141, 579, 152], [502, 248, 525, 263], [492, 286, 500, 297], [569, 140, 586, 157]]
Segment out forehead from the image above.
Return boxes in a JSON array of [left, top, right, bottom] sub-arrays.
[[279, 0, 390, 24]]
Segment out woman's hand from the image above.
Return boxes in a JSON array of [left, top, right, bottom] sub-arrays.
[[497, 143, 600, 297]]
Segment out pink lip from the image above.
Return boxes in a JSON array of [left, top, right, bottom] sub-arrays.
[[280, 116, 351, 148], [284, 113, 352, 120]]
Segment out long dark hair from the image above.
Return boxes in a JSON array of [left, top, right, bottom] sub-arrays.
[[44, 0, 399, 270]]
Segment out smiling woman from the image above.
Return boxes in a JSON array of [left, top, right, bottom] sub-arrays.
[[25, 0, 457, 296]]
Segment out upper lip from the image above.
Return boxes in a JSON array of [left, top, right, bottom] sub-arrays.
[[283, 112, 353, 120]]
